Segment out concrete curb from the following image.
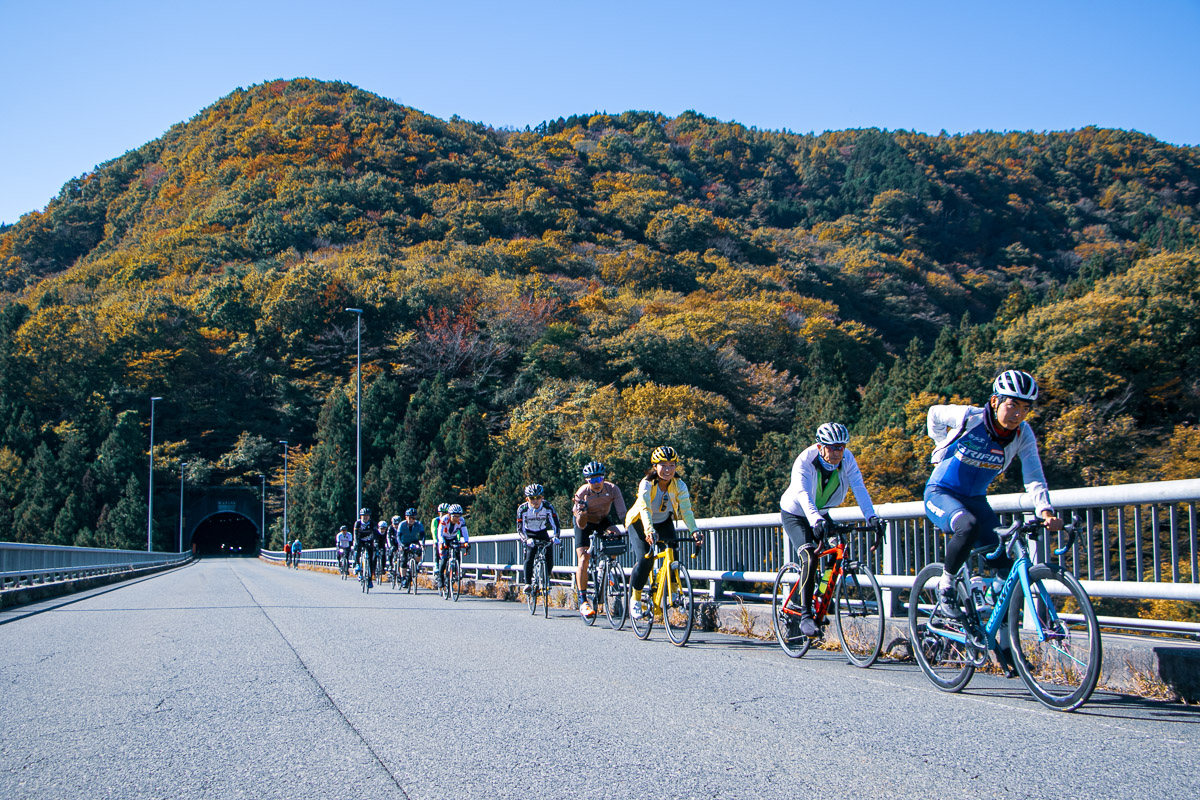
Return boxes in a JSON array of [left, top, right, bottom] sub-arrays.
[[0, 559, 194, 610]]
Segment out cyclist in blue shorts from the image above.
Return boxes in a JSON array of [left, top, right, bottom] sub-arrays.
[[924, 369, 1063, 668]]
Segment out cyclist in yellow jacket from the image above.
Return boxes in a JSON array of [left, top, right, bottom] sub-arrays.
[[625, 446, 704, 619]]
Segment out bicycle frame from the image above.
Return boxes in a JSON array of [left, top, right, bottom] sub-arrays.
[[779, 527, 868, 624], [932, 528, 1067, 653], [648, 541, 679, 611]]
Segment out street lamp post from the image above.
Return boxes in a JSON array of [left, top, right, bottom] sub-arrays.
[[178, 462, 187, 554], [279, 440, 289, 548], [345, 308, 363, 516], [258, 473, 266, 550], [148, 396, 162, 551]]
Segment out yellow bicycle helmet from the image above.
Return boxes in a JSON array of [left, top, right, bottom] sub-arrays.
[[651, 445, 677, 463]]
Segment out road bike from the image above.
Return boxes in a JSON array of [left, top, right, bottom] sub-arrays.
[[631, 534, 699, 646], [358, 548, 374, 594], [337, 548, 350, 580], [907, 516, 1102, 711], [771, 521, 885, 667], [389, 547, 402, 591], [439, 542, 463, 601], [582, 531, 629, 630], [525, 538, 555, 618], [403, 545, 422, 594]]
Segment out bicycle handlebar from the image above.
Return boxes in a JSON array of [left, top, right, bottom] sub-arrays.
[[984, 515, 1083, 561]]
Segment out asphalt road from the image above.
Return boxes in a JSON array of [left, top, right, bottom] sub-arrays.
[[2, 558, 1197, 800]]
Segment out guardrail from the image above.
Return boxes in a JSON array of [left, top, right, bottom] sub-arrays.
[[268, 478, 1200, 635], [1, 543, 193, 589]]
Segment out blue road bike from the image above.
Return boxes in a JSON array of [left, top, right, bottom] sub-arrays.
[[907, 516, 1102, 711]]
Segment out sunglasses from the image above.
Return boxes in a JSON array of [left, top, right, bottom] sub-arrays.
[[822, 444, 846, 451], [588, 476, 605, 483]]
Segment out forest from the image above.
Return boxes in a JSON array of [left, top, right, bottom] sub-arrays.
[[0, 78, 1197, 564]]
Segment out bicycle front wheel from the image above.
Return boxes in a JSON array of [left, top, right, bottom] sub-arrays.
[[605, 562, 628, 631], [663, 563, 694, 646], [1008, 564, 1102, 711], [529, 561, 543, 615], [583, 564, 598, 627], [907, 563, 974, 692], [541, 560, 550, 618], [771, 563, 810, 659], [408, 555, 419, 594], [450, 560, 461, 601], [834, 565, 885, 668], [631, 583, 653, 640]]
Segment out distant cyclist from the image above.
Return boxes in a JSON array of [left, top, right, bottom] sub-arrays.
[[395, 508, 426, 588], [779, 422, 884, 637], [290, 537, 303, 569], [335, 525, 353, 573], [572, 461, 627, 619], [283, 539, 292, 567], [517, 484, 562, 595], [625, 446, 703, 620], [352, 507, 380, 585], [925, 370, 1062, 670], [436, 504, 470, 589]]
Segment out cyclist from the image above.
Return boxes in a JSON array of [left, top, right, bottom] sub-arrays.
[[374, 521, 391, 577], [625, 446, 704, 620], [335, 525, 354, 572], [283, 539, 292, 567], [290, 537, 303, 569], [395, 508, 426, 588], [925, 370, 1062, 658], [779, 422, 885, 637], [436, 504, 470, 589], [430, 503, 450, 550], [571, 461, 627, 619], [517, 483, 562, 595], [352, 507, 379, 585]]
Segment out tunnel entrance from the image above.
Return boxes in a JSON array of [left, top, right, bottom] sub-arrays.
[[191, 512, 260, 556]]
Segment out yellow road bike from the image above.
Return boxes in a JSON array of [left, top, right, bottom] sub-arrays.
[[631, 535, 701, 646]]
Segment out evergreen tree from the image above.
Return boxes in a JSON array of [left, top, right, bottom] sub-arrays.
[[52, 491, 89, 546], [394, 376, 453, 505], [416, 449, 450, 521], [12, 443, 62, 543], [96, 475, 146, 550]]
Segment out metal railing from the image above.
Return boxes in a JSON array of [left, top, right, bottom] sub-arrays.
[[0, 543, 192, 590], [267, 479, 1200, 634]]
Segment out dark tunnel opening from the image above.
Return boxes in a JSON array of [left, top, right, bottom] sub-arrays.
[[191, 513, 260, 556]]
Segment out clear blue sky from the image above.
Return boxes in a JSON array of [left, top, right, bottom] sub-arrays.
[[2, 0, 1198, 225]]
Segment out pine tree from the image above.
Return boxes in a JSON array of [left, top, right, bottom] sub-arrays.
[[394, 376, 453, 504], [12, 443, 62, 543], [97, 475, 146, 550]]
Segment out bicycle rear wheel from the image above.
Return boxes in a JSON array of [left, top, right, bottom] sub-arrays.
[[834, 565, 885, 668], [605, 561, 628, 631], [663, 563, 694, 646], [1008, 564, 1102, 711], [907, 563, 975, 692], [771, 563, 810, 658]]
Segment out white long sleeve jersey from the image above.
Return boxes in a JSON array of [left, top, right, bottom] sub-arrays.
[[779, 443, 877, 526]]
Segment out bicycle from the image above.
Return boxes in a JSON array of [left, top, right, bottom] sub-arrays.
[[389, 548, 401, 591], [524, 538, 555, 618], [630, 534, 699, 646], [338, 548, 350, 580], [771, 521, 885, 667], [907, 516, 1102, 711], [439, 542, 463, 601], [404, 545, 422, 594], [582, 531, 629, 630], [358, 549, 374, 594]]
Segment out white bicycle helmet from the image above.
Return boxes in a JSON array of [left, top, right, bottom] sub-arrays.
[[993, 370, 1038, 401], [815, 422, 850, 446]]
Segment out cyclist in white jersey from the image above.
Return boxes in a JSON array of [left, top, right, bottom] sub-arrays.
[[516, 483, 561, 593]]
